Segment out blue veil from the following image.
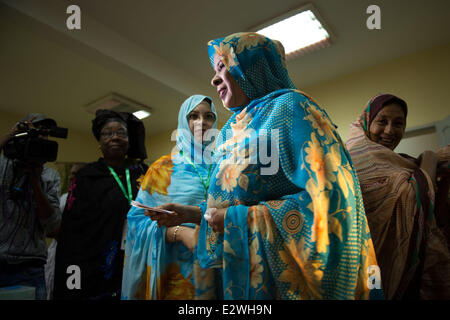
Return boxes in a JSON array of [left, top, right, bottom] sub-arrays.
[[121, 94, 217, 299], [194, 33, 381, 300]]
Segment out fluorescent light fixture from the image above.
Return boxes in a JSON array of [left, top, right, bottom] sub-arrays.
[[133, 110, 151, 120], [254, 4, 331, 59], [85, 93, 152, 119]]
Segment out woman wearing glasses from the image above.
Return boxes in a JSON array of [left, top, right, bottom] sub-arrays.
[[53, 109, 148, 300]]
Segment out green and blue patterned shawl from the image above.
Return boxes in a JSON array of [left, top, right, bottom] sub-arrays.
[[194, 32, 383, 300]]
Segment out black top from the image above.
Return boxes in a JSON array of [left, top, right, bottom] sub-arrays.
[[54, 158, 148, 300]]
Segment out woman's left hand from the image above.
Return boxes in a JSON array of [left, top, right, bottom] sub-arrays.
[[205, 208, 227, 233], [145, 203, 202, 227]]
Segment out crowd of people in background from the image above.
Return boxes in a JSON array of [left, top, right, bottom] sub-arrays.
[[0, 32, 449, 300]]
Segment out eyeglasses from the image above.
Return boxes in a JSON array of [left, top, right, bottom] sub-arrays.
[[100, 130, 128, 139]]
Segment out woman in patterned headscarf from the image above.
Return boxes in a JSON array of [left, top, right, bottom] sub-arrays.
[[121, 95, 218, 300], [346, 94, 450, 299], [146, 32, 381, 300], [54, 109, 148, 300]]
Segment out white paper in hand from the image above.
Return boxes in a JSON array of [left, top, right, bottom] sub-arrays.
[[131, 200, 175, 215], [204, 208, 217, 222]]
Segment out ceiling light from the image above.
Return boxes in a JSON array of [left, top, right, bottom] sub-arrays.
[[254, 4, 332, 59], [85, 93, 152, 119], [133, 110, 151, 120]]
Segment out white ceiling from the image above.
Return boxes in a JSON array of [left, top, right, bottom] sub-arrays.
[[1, 0, 450, 137]]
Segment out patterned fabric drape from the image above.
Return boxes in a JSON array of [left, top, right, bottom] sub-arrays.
[[194, 32, 381, 300]]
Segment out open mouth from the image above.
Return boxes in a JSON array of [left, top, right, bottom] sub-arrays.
[[379, 138, 395, 148], [218, 88, 227, 100], [109, 144, 124, 148], [194, 129, 205, 138]]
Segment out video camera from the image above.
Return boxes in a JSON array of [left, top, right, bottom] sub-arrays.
[[3, 121, 68, 163]]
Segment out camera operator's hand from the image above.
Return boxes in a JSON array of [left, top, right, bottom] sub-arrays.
[[19, 160, 56, 223], [23, 161, 44, 183], [1, 117, 38, 147], [1, 123, 20, 147]]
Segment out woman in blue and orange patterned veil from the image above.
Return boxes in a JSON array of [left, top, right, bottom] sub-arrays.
[[121, 95, 218, 299], [147, 33, 383, 300]]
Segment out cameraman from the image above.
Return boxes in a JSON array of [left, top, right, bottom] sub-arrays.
[[0, 113, 62, 300]]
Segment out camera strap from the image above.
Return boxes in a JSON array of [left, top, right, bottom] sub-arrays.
[[108, 166, 132, 251]]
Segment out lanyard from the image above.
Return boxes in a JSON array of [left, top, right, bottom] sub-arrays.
[[108, 166, 132, 205], [180, 150, 212, 198]]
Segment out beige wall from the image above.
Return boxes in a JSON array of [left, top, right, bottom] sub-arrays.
[[396, 130, 441, 158], [0, 110, 100, 191], [302, 42, 450, 142], [0, 109, 99, 163], [0, 108, 222, 167], [0, 110, 18, 138], [145, 42, 450, 159], [2, 42, 449, 165], [146, 130, 177, 163]]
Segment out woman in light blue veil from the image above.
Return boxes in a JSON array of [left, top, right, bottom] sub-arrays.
[[121, 95, 217, 299]]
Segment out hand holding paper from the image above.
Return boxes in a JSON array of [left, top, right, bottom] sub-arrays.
[[141, 202, 203, 227], [131, 200, 175, 215]]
